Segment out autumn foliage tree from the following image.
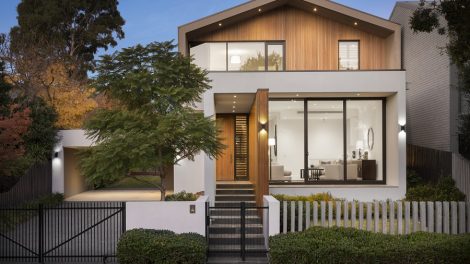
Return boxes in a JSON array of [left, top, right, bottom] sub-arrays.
[[38, 64, 97, 128]]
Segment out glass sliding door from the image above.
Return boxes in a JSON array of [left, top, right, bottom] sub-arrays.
[[268, 98, 385, 184], [346, 100, 383, 181], [307, 101, 345, 181], [268, 100, 304, 181]]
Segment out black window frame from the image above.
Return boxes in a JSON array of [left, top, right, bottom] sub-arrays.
[[269, 97, 386, 185], [338, 40, 360, 71]]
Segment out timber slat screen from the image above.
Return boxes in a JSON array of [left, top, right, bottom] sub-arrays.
[[407, 144, 452, 183], [234, 115, 249, 180], [279, 200, 470, 235], [0, 202, 125, 263], [0, 162, 52, 208]]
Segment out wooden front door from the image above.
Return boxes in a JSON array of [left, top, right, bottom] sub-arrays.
[[216, 115, 235, 181]]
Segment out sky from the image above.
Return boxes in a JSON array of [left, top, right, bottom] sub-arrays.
[[0, 0, 399, 56]]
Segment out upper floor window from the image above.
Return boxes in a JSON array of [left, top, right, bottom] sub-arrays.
[[338, 41, 359, 70], [190, 42, 285, 72]]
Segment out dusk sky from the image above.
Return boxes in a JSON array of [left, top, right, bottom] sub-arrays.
[[0, 0, 399, 56]]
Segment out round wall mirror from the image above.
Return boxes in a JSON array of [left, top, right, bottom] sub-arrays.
[[367, 127, 375, 150]]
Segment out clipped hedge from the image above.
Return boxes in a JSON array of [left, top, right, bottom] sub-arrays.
[[165, 191, 198, 201], [117, 229, 206, 264], [269, 227, 470, 264]]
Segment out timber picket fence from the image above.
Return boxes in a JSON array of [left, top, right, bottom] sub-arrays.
[[280, 200, 470, 235]]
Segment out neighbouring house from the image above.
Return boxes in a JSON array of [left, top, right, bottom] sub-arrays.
[[52, 0, 407, 203], [390, 1, 470, 200]]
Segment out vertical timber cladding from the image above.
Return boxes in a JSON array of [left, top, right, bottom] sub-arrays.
[[193, 6, 393, 70], [249, 89, 269, 206]]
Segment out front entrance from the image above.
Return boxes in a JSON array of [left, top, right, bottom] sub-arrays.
[[216, 114, 249, 181]]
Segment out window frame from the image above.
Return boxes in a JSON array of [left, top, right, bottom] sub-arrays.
[[269, 97, 386, 185], [338, 40, 360, 71], [189, 41, 286, 72]]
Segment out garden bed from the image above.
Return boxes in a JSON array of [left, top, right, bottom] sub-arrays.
[[269, 226, 470, 264]]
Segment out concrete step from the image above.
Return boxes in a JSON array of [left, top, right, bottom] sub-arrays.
[[209, 234, 265, 245], [214, 201, 256, 207], [207, 256, 268, 264], [209, 224, 263, 234], [208, 244, 267, 253], [210, 208, 259, 216], [215, 194, 256, 201], [216, 189, 254, 195], [210, 215, 262, 225], [216, 183, 254, 189]]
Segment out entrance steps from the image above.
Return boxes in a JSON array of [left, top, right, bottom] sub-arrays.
[[207, 182, 268, 263]]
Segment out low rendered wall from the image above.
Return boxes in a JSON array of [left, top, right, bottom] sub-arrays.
[[126, 196, 208, 235]]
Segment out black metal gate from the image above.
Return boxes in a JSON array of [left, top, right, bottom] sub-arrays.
[[0, 202, 125, 263], [206, 202, 268, 260]]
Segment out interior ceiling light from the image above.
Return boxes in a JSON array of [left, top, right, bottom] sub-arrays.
[[233, 95, 237, 98], [258, 8, 262, 12], [354, 22, 358, 26], [313, 7, 317, 12]]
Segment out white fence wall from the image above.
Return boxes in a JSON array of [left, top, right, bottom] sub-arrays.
[[452, 153, 470, 203], [280, 200, 470, 235], [126, 196, 208, 235]]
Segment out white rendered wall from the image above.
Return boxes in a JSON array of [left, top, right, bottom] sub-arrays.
[[52, 130, 94, 194], [126, 196, 208, 235], [174, 153, 205, 194], [263, 195, 280, 237], [198, 71, 407, 201]]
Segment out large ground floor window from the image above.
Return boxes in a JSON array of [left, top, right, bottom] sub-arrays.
[[269, 98, 385, 184]]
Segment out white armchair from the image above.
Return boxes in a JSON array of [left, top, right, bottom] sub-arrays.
[[271, 163, 292, 181]]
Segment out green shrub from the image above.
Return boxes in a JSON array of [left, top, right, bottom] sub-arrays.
[[269, 227, 470, 264], [117, 229, 206, 264], [406, 169, 423, 188], [406, 177, 466, 201], [165, 191, 198, 201]]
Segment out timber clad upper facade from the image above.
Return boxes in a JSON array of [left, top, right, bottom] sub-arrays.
[[179, 0, 402, 71]]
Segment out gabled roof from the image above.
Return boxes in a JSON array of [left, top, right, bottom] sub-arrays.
[[178, 0, 401, 54]]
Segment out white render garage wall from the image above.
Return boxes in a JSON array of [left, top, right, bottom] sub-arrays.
[[52, 130, 93, 194], [201, 71, 407, 202]]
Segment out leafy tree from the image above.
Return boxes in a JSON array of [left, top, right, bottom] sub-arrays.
[[21, 97, 59, 162], [79, 41, 223, 199], [409, 0, 470, 159], [0, 64, 32, 192], [38, 63, 97, 129], [10, 0, 125, 74]]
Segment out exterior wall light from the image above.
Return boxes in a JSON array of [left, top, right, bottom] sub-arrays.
[[399, 124, 406, 133], [260, 123, 267, 132], [54, 151, 59, 158]]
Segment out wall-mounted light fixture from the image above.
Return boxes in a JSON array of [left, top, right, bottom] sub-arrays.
[[260, 123, 267, 132], [54, 151, 59, 158], [400, 124, 406, 133]]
